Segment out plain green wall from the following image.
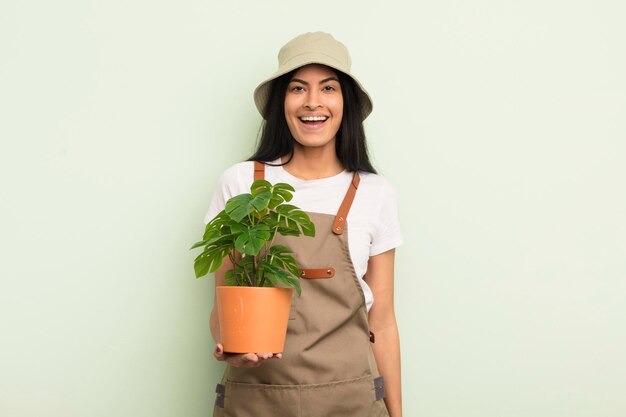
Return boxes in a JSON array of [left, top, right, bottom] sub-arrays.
[[1, 0, 625, 416]]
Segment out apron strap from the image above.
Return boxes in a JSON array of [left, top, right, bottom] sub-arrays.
[[332, 172, 360, 235], [254, 160, 265, 181], [252, 160, 360, 235], [300, 268, 335, 279]]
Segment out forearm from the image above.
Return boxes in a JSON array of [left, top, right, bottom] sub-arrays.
[[371, 317, 402, 417], [365, 249, 402, 416]]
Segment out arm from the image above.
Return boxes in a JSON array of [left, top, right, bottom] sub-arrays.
[[365, 249, 402, 417], [210, 256, 280, 367]]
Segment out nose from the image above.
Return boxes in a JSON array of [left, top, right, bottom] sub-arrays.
[[303, 89, 322, 110]]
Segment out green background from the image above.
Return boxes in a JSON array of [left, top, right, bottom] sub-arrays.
[[1, 0, 625, 416]]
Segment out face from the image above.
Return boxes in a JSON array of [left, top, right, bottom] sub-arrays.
[[284, 64, 343, 150]]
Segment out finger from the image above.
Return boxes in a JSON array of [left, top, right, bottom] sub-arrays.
[[227, 353, 259, 367], [214, 344, 226, 361], [227, 353, 259, 366], [257, 352, 272, 360], [242, 353, 260, 363]]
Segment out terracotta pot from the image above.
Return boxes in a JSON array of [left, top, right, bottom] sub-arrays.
[[216, 286, 293, 353]]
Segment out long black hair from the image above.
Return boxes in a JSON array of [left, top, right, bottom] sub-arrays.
[[248, 66, 377, 174]]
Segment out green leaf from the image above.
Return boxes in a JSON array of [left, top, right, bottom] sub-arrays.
[[190, 238, 213, 250], [267, 247, 301, 277], [230, 223, 246, 235], [259, 261, 301, 296], [275, 204, 316, 237], [225, 194, 254, 222], [201, 210, 231, 241], [268, 245, 293, 255], [251, 179, 272, 196], [273, 182, 295, 200], [251, 190, 271, 212], [191, 232, 236, 251], [193, 253, 211, 278], [193, 243, 230, 278], [268, 182, 295, 209], [281, 218, 302, 236], [233, 223, 271, 255], [192, 224, 233, 250], [225, 190, 272, 221], [224, 269, 240, 286]]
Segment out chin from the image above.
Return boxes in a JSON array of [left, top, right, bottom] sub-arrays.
[[294, 138, 335, 149]]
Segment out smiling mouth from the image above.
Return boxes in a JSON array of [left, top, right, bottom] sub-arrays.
[[299, 116, 329, 126]]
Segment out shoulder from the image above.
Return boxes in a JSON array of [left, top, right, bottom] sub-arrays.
[[219, 160, 254, 182], [354, 171, 401, 227], [215, 161, 255, 192], [357, 171, 399, 199], [204, 161, 254, 224], [357, 172, 403, 255], [351, 171, 400, 221]]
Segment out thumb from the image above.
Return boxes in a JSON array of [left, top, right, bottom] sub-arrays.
[[214, 343, 226, 361]]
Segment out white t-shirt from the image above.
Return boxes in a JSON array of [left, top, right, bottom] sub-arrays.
[[204, 160, 403, 311]]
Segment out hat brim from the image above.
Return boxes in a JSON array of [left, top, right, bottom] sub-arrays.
[[253, 53, 373, 121]]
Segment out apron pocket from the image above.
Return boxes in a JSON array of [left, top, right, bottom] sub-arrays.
[[222, 380, 300, 417], [300, 375, 383, 417], [219, 376, 387, 417]]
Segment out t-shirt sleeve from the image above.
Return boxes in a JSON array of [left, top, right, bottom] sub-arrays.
[[203, 165, 241, 224], [370, 181, 403, 256]]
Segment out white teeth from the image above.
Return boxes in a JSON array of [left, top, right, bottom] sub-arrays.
[[300, 116, 328, 121]]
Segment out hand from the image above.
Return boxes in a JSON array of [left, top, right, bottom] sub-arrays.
[[214, 343, 282, 368]]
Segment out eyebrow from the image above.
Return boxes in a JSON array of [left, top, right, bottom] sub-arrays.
[[289, 76, 340, 85]]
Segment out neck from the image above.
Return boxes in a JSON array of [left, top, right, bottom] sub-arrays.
[[282, 143, 343, 180]]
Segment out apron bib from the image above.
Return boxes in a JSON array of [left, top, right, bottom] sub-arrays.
[[213, 161, 389, 417]]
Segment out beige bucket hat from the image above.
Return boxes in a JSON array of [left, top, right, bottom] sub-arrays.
[[253, 32, 373, 121]]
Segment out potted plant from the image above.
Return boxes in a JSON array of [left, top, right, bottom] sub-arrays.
[[191, 179, 315, 353]]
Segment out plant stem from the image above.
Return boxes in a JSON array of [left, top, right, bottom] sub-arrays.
[[228, 253, 242, 286], [242, 256, 254, 286], [267, 214, 281, 259], [259, 214, 282, 288], [252, 255, 257, 287], [258, 243, 268, 288]]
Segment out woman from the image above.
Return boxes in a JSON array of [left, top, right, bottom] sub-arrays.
[[204, 32, 403, 417]]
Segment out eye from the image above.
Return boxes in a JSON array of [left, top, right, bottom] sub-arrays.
[[290, 85, 304, 92], [323, 85, 336, 92]]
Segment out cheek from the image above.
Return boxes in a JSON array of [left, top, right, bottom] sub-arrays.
[[331, 97, 344, 119], [285, 117, 298, 138], [283, 100, 296, 125], [283, 109, 299, 138], [333, 102, 344, 125]]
